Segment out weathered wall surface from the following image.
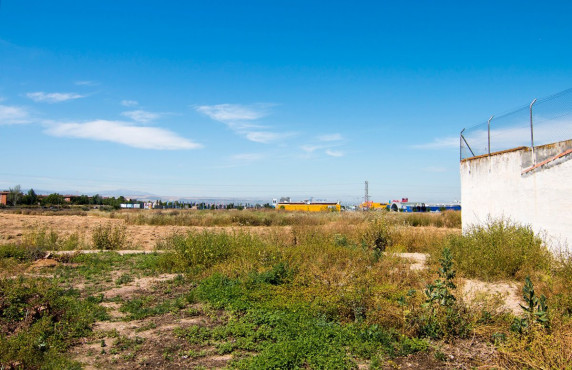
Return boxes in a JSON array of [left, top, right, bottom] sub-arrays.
[[460, 139, 572, 250]]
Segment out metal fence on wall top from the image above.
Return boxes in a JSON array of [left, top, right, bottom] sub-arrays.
[[460, 88, 572, 161]]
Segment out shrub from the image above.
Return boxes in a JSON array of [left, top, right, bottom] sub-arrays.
[[446, 219, 552, 281], [0, 244, 45, 262], [361, 217, 392, 256], [92, 224, 128, 250]]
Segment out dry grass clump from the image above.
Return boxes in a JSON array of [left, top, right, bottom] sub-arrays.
[[92, 223, 129, 250], [110, 208, 462, 229], [385, 211, 461, 229], [114, 209, 349, 227], [2, 208, 88, 216], [497, 323, 572, 369], [21, 226, 87, 251]]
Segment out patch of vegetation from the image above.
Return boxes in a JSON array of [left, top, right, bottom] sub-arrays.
[[92, 224, 128, 250], [0, 277, 107, 368], [180, 271, 429, 368], [158, 231, 271, 274], [20, 226, 85, 251], [412, 248, 470, 340], [119, 295, 187, 320], [446, 219, 552, 280], [0, 244, 45, 262]]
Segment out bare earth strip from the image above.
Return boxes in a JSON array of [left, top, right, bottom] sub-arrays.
[[0, 213, 286, 250], [69, 273, 233, 369]]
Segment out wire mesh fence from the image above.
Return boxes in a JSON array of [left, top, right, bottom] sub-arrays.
[[460, 88, 572, 160]]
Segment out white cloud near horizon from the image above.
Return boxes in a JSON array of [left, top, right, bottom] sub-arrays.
[[121, 100, 139, 107], [318, 133, 343, 142], [0, 104, 32, 125], [26, 92, 85, 103], [121, 110, 160, 124], [325, 149, 344, 157], [196, 103, 292, 143], [44, 120, 202, 150]]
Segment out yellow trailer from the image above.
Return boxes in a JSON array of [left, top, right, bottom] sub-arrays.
[[277, 202, 340, 212], [359, 201, 389, 210]]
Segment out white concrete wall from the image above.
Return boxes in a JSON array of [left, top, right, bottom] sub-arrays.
[[461, 140, 572, 250]]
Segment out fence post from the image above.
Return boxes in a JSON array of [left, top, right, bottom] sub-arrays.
[[530, 98, 537, 164], [487, 115, 494, 155], [460, 129, 475, 159], [460, 129, 465, 161]]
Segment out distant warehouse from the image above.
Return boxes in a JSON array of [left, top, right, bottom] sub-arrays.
[[272, 198, 340, 212]]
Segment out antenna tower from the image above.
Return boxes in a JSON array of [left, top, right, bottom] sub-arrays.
[[364, 181, 369, 204]]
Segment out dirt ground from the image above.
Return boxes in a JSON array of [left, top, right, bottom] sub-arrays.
[[0, 213, 284, 250]]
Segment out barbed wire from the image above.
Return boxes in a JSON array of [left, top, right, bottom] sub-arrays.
[[461, 88, 572, 160]]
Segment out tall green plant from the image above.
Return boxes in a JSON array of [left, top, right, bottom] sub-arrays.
[[424, 248, 456, 308], [511, 276, 549, 334], [417, 248, 469, 339]]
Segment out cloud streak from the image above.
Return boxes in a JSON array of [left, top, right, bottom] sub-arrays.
[[325, 149, 344, 157], [196, 103, 292, 143], [44, 120, 202, 150], [121, 110, 160, 124], [411, 137, 459, 149], [196, 104, 268, 122], [121, 100, 139, 107], [26, 92, 85, 103], [318, 133, 343, 142], [231, 153, 264, 162], [0, 104, 32, 125], [74, 80, 98, 86]]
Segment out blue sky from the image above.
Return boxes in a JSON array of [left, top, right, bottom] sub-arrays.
[[1, 1, 571, 202]]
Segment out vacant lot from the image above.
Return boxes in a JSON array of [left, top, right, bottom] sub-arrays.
[[1, 210, 570, 369]]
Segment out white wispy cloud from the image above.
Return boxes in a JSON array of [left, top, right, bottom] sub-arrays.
[[0, 104, 32, 125], [26, 92, 85, 103], [74, 80, 98, 86], [301, 145, 322, 153], [121, 100, 139, 107], [44, 120, 202, 150], [325, 149, 344, 157], [231, 153, 264, 162], [121, 110, 160, 124], [196, 103, 292, 143], [245, 131, 295, 144], [196, 104, 268, 122], [318, 133, 343, 142], [411, 137, 459, 149]]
